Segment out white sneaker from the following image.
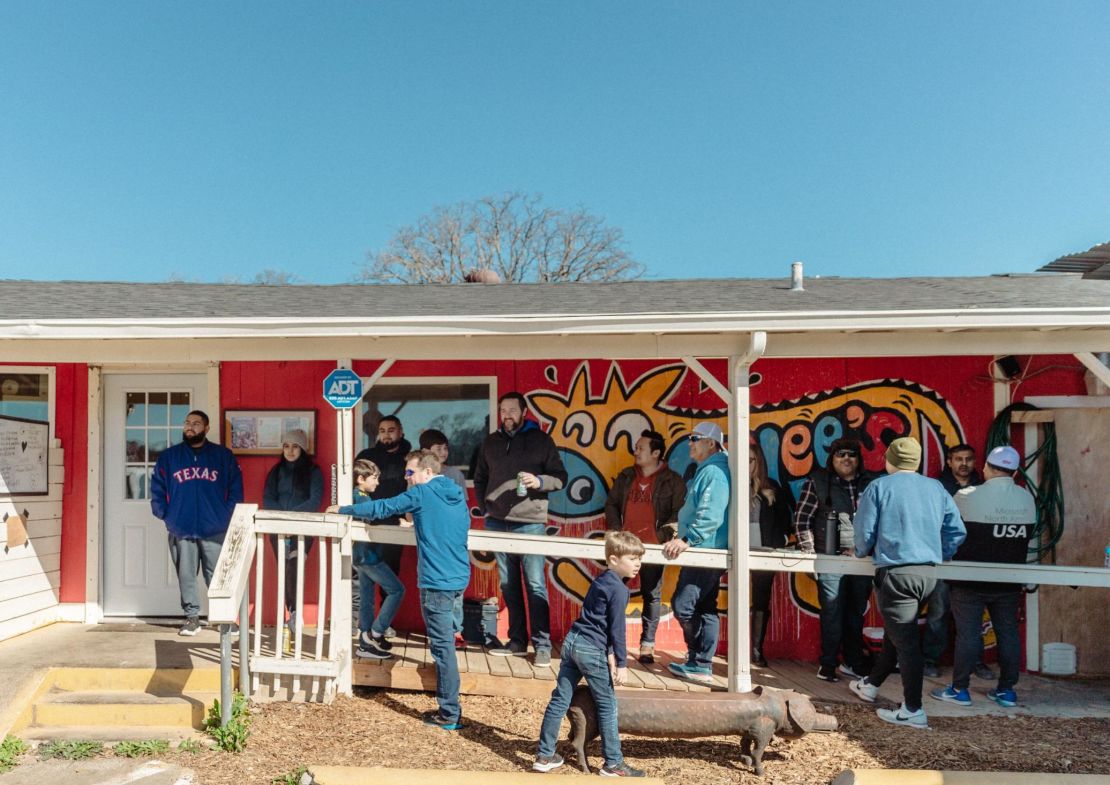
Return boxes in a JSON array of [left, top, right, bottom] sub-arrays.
[[838, 662, 864, 680], [876, 703, 929, 730], [849, 678, 878, 703]]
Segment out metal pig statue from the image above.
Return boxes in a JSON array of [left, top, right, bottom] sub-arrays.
[[566, 685, 838, 776]]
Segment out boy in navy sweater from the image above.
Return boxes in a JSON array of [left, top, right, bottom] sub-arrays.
[[533, 531, 646, 778]]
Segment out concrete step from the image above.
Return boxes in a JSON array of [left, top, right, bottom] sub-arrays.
[[20, 724, 208, 744], [47, 667, 225, 693], [32, 689, 218, 729]]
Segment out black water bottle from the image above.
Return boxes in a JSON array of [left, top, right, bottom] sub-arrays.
[[823, 511, 838, 555]]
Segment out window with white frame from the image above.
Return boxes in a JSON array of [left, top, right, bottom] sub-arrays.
[[0, 371, 49, 423], [359, 379, 494, 479]]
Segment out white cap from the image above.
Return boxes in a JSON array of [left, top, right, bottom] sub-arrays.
[[986, 445, 1020, 472], [691, 422, 724, 447]]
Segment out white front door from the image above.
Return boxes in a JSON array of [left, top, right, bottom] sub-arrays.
[[102, 373, 209, 617]]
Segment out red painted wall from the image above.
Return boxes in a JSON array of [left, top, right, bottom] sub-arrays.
[[46, 352, 1084, 663], [51, 364, 89, 603], [213, 355, 1087, 662]]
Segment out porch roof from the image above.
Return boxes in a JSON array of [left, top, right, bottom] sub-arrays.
[[1, 273, 1108, 360]]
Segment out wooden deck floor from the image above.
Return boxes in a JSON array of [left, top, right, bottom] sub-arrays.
[[351, 633, 851, 701], [351, 633, 1110, 719]]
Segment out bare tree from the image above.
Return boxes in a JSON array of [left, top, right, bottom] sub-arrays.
[[357, 192, 644, 284], [252, 268, 300, 285]]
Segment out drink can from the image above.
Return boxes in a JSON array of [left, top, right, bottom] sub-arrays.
[[516, 472, 528, 497]]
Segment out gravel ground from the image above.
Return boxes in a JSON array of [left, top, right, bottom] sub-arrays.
[[180, 688, 1110, 785]]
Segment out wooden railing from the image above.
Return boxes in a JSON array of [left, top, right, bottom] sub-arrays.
[[210, 504, 1110, 717]]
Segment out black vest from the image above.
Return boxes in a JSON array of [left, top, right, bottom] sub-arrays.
[[809, 468, 872, 554]]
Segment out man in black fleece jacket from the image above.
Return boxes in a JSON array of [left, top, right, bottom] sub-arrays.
[[354, 415, 412, 607], [474, 392, 567, 665]]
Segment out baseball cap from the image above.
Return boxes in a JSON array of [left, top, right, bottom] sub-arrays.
[[986, 445, 1020, 472], [690, 422, 724, 447]]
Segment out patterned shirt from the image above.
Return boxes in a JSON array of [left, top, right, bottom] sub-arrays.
[[793, 474, 863, 552]]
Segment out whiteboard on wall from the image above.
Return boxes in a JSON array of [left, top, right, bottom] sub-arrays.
[[0, 415, 49, 496]]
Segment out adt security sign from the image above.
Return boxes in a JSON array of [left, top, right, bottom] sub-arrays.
[[322, 369, 363, 410]]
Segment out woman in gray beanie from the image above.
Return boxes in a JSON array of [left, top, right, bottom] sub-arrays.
[[262, 429, 324, 635]]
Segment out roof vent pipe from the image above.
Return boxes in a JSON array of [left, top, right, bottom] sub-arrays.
[[790, 261, 804, 291]]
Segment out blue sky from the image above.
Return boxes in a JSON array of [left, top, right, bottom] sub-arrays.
[[1, 2, 1108, 284]]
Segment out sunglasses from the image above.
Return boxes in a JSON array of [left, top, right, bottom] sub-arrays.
[[689, 435, 707, 443], [834, 450, 860, 459], [404, 469, 415, 478]]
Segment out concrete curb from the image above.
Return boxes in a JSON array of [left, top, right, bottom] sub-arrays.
[[831, 770, 1110, 785], [310, 765, 668, 784]]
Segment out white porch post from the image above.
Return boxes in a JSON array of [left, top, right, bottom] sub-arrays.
[[335, 359, 355, 695], [726, 331, 766, 692], [337, 359, 355, 507]]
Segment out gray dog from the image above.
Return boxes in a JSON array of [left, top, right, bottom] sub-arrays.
[[566, 685, 838, 776]]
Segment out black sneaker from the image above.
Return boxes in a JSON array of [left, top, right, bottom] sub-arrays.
[[975, 662, 997, 680], [599, 762, 646, 777], [816, 664, 839, 682], [490, 640, 528, 657], [422, 710, 464, 731], [638, 643, 655, 665], [179, 617, 201, 637], [356, 638, 392, 660], [532, 753, 564, 773], [364, 631, 392, 652]]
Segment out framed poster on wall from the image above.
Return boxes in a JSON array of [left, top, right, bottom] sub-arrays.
[[223, 410, 316, 456], [0, 414, 49, 495]]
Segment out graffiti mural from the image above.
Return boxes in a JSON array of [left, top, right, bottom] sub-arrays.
[[526, 362, 967, 643]]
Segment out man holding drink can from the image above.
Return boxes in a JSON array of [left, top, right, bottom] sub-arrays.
[[474, 391, 568, 667]]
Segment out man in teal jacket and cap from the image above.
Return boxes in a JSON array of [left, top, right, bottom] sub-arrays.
[[664, 422, 731, 684]]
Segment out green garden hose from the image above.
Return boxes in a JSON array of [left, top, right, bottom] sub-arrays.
[[985, 403, 1065, 562]]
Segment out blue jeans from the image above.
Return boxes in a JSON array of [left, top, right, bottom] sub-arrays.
[[950, 585, 1021, 692], [168, 532, 225, 617], [638, 562, 665, 645], [422, 587, 463, 722], [672, 567, 723, 670], [356, 559, 405, 637], [816, 572, 872, 671], [484, 518, 551, 652], [537, 630, 623, 767]]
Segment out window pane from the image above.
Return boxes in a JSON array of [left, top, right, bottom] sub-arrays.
[[170, 392, 190, 427], [148, 392, 168, 426], [126, 465, 148, 499], [125, 392, 145, 426], [361, 383, 490, 477], [148, 430, 169, 461], [0, 372, 49, 422], [125, 429, 146, 462]]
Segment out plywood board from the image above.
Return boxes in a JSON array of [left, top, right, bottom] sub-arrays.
[[1038, 408, 1110, 676]]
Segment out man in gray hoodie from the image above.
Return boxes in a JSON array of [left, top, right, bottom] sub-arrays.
[[473, 391, 567, 666]]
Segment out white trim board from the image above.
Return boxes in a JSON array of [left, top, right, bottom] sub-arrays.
[[1023, 396, 1110, 409]]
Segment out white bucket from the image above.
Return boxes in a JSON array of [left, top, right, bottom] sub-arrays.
[[1041, 642, 1077, 676]]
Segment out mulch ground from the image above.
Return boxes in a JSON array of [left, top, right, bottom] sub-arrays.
[[186, 688, 1110, 785]]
